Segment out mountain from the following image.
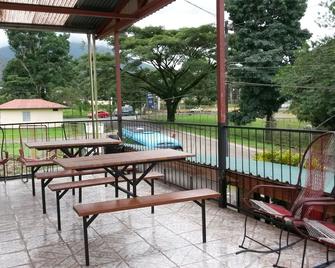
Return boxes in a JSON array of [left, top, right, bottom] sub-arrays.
[[0, 42, 111, 80]]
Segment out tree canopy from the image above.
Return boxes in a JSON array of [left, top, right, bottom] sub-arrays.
[[227, 0, 310, 125], [108, 25, 217, 121], [275, 39, 335, 129], [2, 31, 74, 100]]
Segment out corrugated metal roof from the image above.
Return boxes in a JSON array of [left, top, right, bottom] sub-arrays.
[[0, 0, 77, 25], [0, 0, 176, 37]]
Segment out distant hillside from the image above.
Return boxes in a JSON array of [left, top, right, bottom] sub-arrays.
[[0, 42, 111, 80]]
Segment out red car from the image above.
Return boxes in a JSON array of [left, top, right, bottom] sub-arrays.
[[87, 111, 110, 118]]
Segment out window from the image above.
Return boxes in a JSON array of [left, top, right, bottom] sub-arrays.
[[22, 111, 31, 122], [53, 108, 58, 111]]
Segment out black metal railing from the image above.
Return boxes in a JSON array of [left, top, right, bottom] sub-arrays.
[[0, 118, 327, 207]]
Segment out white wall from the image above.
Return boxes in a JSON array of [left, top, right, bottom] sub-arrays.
[[0, 109, 64, 127]]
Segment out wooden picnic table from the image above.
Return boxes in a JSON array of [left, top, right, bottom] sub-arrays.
[[25, 137, 121, 157], [54, 149, 194, 197]]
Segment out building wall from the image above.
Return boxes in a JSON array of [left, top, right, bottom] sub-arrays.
[[0, 109, 63, 126]]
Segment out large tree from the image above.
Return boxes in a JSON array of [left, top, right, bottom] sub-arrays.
[[275, 39, 335, 129], [73, 53, 147, 111], [227, 0, 310, 125], [108, 25, 216, 122], [2, 31, 74, 100]]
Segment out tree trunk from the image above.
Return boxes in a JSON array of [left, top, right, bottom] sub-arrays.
[[265, 114, 275, 142], [166, 100, 179, 122]]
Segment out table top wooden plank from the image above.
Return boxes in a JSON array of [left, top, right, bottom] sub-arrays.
[[25, 138, 121, 150], [54, 149, 194, 170]]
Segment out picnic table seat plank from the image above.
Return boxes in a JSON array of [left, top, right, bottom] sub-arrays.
[[35, 168, 107, 179], [22, 159, 56, 167], [74, 188, 220, 217], [48, 171, 164, 191]]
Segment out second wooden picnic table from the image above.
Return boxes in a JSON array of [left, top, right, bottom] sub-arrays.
[[54, 149, 194, 198], [25, 137, 121, 158]]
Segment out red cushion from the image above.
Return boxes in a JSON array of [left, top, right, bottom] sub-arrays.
[[267, 203, 292, 217]]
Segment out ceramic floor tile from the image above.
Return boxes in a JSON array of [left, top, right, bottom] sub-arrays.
[[0, 239, 26, 255], [163, 245, 213, 266], [0, 251, 31, 267], [126, 252, 177, 268], [0, 179, 332, 268]]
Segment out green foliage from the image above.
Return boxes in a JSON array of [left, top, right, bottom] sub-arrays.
[[319, 0, 335, 28], [2, 31, 74, 100], [227, 0, 310, 124], [73, 53, 116, 101], [108, 25, 217, 122], [275, 39, 335, 129], [255, 150, 301, 166]]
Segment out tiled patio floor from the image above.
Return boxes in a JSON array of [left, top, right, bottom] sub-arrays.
[[0, 177, 333, 268]]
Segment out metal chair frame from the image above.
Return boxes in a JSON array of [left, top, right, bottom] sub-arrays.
[[237, 132, 335, 267]]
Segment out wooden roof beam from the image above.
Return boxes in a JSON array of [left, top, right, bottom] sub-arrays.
[[95, 0, 131, 37], [97, 0, 175, 38], [0, 2, 138, 20]]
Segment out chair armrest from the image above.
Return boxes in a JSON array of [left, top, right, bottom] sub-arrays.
[[243, 184, 298, 209], [300, 200, 335, 219], [245, 184, 298, 200]]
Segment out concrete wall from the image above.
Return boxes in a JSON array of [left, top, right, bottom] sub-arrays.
[[0, 109, 63, 126]]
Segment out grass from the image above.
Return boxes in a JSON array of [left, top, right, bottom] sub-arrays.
[[63, 108, 89, 118], [143, 113, 311, 153], [143, 112, 308, 129]]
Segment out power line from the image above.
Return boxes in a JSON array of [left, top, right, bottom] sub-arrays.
[[183, 0, 216, 17]]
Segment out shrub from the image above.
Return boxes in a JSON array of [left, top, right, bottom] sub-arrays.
[[254, 150, 301, 166]]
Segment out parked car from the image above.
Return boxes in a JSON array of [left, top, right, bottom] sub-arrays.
[[123, 127, 183, 150], [87, 110, 110, 118], [113, 105, 134, 116], [190, 107, 204, 113]]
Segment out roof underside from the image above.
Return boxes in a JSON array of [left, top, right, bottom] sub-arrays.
[[0, 0, 175, 38]]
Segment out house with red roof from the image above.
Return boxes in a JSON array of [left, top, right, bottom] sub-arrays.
[[0, 99, 67, 125]]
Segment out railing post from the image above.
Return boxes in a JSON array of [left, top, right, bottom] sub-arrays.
[[217, 0, 227, 208], [218, 124, 227, 207], [114, 31, 123, 139]]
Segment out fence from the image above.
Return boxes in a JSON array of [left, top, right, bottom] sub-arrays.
[[0, 118, 327, 207]]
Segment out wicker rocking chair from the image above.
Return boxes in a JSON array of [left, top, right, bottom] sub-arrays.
[[237, 132, 335, 267], [291, 197, 335, 267]]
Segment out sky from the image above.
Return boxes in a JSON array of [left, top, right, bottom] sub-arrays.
[[0, 0, 334, 48]]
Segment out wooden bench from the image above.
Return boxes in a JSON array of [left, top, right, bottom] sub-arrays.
[[19, 157, 56, 196], [35, 168, 108, 214], [49, 171, 164, 231], [74, 188, 220, 266]]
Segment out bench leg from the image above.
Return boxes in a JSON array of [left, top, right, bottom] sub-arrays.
[[71, 176, 75, 196], [105, 172, 108, 187], [201, 199, 206, 243], [151, 179, 154, 214], [56, 191, 61, 230], [31, 166, 42, 196], [82, 214, 98, 266], [127, 182, 130, 198], [115, 178, 119, 198], [83, 216, 90, 266], [31, 167, 36, 196], [78, 175, 82, 203], [41, 178, 53, 214], [56, 189, 69, 231]]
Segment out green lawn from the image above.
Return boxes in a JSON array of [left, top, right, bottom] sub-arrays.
[[144, 112, 308, 129]]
